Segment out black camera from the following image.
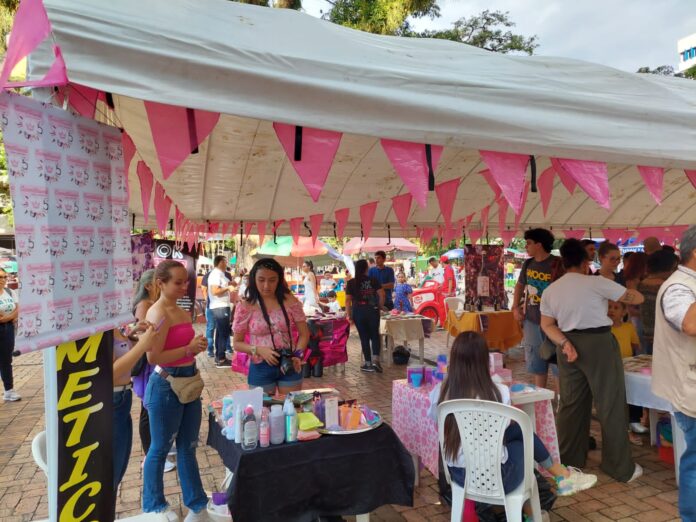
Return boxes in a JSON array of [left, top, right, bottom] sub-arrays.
[[278, 348, 296, 376]]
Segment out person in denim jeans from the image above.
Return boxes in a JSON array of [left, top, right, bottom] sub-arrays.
[[653, 225, 696, 522], [144, 261, 209, 521]]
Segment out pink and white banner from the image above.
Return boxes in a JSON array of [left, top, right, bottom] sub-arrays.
[[1, 92, 132, 353]]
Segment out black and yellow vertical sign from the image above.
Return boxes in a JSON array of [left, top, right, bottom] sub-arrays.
[[56, 331, 114, 522]]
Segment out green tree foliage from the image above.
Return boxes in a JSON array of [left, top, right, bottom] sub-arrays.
[[0, 131, 13, 228], [636, 65, 677, 76], [324, 0, 439, 35]]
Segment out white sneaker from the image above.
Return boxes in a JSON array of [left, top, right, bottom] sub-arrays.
[[152, 508, 179, 522], [3, 389, 21, 402], [630, 422, 649, 434], [556, 467, 598, 496], [184, 508, 211, 521], [628, 463, 643, 483], [164, 458, 176, 473]]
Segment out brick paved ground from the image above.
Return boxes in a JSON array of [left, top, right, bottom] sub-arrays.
[[0, 326, 682, 521]]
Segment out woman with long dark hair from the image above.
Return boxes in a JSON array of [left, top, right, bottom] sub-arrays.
[[345, 259, 385, 373], [429, 332, 597, 517], [0, 267, 19, 402], [233, 258, 310, 394], [302, 260, 320, 314]]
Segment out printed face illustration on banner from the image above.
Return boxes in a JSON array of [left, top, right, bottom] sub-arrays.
[[47, 114, 74, 149], [88, 259, 109, 288], [35, 149, 63, 183], [83, 192, 105, 222], [93, 162, 112, 192], [14, 224, 35, 258], [99, 227, 115, 255], [61, 260, 85, 291], [78, 294, 101, 323], [48, 298, 74, 331], [27, 262, 55, 296], [5, 143, 29, 177], [41, 225, 69, 257], [77, 124, 99, 155], [55, 189, 80, 221], [103, 133, 123, 162], [18, 302, 43, 337], [112, 258, 132, 285], [104, 290, 123, 318], [72, 226, 95, 256], [20, 185, 49, 218], [15, 104, 43, 141], [67, 155, 90, 187]]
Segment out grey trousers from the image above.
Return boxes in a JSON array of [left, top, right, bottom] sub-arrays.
[[556, 329, 635, 482]]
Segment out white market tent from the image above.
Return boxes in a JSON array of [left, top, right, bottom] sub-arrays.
[[31, 0, 696, 237]]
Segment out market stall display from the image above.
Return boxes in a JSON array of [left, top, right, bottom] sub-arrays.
[[305, 314, 349, 371], [380, 313, 433, 367], [445, 309, 523, 351]]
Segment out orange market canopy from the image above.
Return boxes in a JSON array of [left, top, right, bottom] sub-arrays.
[[28, 0, 696, 239]]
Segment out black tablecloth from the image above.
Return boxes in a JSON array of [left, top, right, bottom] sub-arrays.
[[207, 413, 414, 522]]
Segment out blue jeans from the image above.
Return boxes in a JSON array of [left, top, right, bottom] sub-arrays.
[[205, 307, 215, 354], [448, 423, 553, 493], [674, 411, 696, 522], [211, 307, 231, 360], [523, 319, 557, 376], [352, 305, 381, 362], [248, 360, 303, 393], [143, 367, 207, 514], [112, 389, 133, 493]]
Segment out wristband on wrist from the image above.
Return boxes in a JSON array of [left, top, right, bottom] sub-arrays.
[[251, 345, 257, 357], [558, 338, 568, 347]]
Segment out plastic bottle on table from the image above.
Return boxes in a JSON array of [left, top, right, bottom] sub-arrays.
[[259, 407, 270, 448], [285, 407, 298, 443], [269, 404, 285, 445], [241, 405, 258, 451], [234, 405, 243, 444]]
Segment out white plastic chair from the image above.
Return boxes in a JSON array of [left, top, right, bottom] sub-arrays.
[[437, 399, 543, 522], [31, 431, 48, 475], [444, 296, 465, 348]]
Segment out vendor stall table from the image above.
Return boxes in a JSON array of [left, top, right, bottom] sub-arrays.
[[305, 314, 350, 368], [391, 379, 559, 485], [379, 315, 433, 367], [445, 309, 522, 351], [207, 412, 415, 522], [623, 356, 686, 485]]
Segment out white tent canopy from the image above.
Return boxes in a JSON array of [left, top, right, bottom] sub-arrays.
[[32, 0, 696, 236]]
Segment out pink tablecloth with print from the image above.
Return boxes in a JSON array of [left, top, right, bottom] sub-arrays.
[[391, 379, 560, 476]]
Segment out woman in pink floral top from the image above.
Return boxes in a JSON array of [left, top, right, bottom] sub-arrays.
[[233, 258, 310, 394]]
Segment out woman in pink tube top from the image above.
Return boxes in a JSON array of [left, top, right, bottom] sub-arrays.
[[142, 260, 209, 519], [233, 258, 310, 395]]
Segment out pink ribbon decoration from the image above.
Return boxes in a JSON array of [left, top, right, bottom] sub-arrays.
[[420, 227, 436, 245], [553, 158, 610, 210], [562, 229, 586, 240], [550, 158, 578, 194], [479, 151, 529, 215], [497, 197, 508, 235], [468, 228, 483, 245], [479, 169, 502, 199], [136, 161, 154, 224], [335, 208, 350, 238], [144, 101, 220, 179], [309, 213, 323, 246], [434, 178, 461, 229], [257, 222, 267, 247], [601, 228, 632, 244], [391, 193, 413, 232], [273, 123, 342, 202], [153, 183, 172, 235], [359, 201, 379, 242], [289, 218, 303, 245], [500, 229, 517, 246], [480, 205, 490, 237], [381, 139, 443, 209], [638, 166, 665, 205], [685, 170, 696, 190], [537, 167, 556, 217], [0, 0, 51, 87], [243, 221, 254, 241]]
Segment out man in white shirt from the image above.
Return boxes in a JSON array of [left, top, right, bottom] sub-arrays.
[[428, 257, 444, 284], [209, 255, 235, 368]]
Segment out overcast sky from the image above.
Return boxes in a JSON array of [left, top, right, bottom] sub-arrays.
[[302, 0, 695, 72]]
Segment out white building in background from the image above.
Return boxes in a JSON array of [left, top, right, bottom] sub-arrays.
[[678, 33, 696, 72]]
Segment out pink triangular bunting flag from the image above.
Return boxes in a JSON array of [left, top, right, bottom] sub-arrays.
[[122, 132, 136, 175], [479, 151, 529, 215], [0, 0, 51, 87], [289, 218, 303, 245], [391, 193, 412, 232], [434, 178, 461, 229], [468, 229, 482, 245], [243, 222, 254, 241], [257, 222, 267, 246], [514, 182, 531, 230], [335, 208, 350, 238], [153, 183, 172, 235], [562, 229, 585, 240], [309, 214, 323, 246], [602, 228, 631, 244], [500, 229, 517, 246], [272, 220, 285, 234], [553, 158, 610, 210], [537, 167, 555, 217], [443, 226, 458, 245], [479, 169, 502, 199], [636, 227, 664, 242], [136, 161, 154, 225], [551, 158, 578, 194], [497, 197, 508, 235], [637, 166, 664, 205], [480, 205, 490, 237], [144, 101, 220, 179], [359, 202, 378, 242], [66, 83, 102, 119], [420, 227, 436, 245], [685, 170, 696, 189], [273, 123, 342, 202], [381, 139, 443, 209]]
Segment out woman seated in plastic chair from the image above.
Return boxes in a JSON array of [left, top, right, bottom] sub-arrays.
[[429, 332, 597, 520]]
